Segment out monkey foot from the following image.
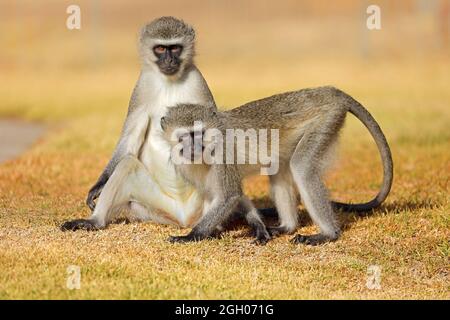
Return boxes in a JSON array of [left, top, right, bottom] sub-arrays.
[[291, 233, 336, 246], [60, 219, 99, 232], [251, 227, 271, 245], [253, 234, 271, 245], [268, 226, 292, 237], [168, 233, 205, 243]]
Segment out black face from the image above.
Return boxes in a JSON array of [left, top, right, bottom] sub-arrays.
[[153, 44, 183, 75], [175, 129, 207, 162]]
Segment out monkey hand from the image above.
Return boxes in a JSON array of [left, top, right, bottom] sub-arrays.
[[253, 229, 271, 245], [168, 231, 207, 243], [86, 184, 103, 211], [267, 225, 293, 237], [291, 233, 338, 246]]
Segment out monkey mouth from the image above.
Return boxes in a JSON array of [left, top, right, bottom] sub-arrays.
[[160, 66, 180, 75]]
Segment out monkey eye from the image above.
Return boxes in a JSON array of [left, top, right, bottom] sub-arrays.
[[153, 45, 166, 54], [170, 45, 182, 54]]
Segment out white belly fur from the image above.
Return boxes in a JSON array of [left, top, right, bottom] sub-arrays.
[[137, 70, 207, 227]]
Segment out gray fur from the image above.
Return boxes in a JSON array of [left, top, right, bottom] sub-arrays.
[[140, 16, 195, 41]]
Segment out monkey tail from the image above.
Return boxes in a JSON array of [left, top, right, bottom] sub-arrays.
[[332, 97, 393, 212]]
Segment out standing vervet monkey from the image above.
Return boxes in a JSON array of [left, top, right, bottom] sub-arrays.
[[61, 17, 219, 230], [160, 86, 393, 245]]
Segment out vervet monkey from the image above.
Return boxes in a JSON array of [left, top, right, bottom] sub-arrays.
[[160, 86, 393, 245], [61, 17, 219, 231]]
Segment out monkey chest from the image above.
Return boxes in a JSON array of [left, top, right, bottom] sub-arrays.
[[138, 90, 206, 200]]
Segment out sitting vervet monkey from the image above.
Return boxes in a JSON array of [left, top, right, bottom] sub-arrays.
[[160, 86, 393, 245], [61, 17, 219, 231]]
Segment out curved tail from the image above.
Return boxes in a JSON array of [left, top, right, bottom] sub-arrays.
[[332, 96, 393, 212]]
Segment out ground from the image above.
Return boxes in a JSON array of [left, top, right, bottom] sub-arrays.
[[0, 1, 448, 299]]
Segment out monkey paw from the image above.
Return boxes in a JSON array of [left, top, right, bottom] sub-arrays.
[[291, 233, 335, 246], [253, 231, 271, 245], [168, 233, 204, 243], [268, 226, 291, 237], [60, 219, 99, 232], [86, 187, 102, 211]]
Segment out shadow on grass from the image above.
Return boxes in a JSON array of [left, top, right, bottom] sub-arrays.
[[224, 198, 439, 237], [339, 199, 439, 232]]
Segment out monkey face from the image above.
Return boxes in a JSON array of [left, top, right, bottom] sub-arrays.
[[179, 130, 205, 162], [162, 126, 205, 164], [153, 44, 183, 75], [139, 17, 195, 75]]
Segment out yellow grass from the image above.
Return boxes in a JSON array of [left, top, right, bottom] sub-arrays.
[[0, 0, 449, 299]]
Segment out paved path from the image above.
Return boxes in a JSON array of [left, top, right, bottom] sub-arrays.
[[0, 119, 45, 163]]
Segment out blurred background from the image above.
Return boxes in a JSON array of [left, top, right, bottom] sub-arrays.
[[0, 1, 449, 300], [1, 0, 449, 110], [0, 0, 449, 203]]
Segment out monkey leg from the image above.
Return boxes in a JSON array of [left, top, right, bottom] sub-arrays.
[[268, 168, 299, 236], [289, 132, 341, 245], [239, 197, 271, 245], [61, 155, 180, 231]]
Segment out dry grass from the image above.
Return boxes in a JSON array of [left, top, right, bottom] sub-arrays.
[[0, 0, 449, 299]]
